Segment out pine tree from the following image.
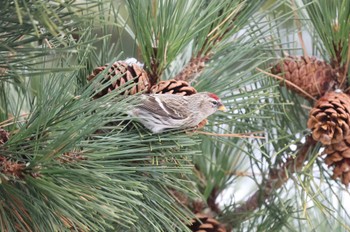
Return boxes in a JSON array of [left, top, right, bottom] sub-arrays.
[[0, 0, 349, 231]]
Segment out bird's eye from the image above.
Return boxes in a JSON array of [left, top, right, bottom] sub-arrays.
[[211, 100, 218, 106]]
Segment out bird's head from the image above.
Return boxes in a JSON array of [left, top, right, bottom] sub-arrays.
[[207, 93, 227, 112], [192, 92, 227, 118]]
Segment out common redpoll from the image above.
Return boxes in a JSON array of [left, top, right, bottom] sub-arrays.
[[128, 92, 227, 133]]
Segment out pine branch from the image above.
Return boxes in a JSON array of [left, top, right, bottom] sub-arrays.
[[207, 186, 221, 215], [231, 135, 317, 226]]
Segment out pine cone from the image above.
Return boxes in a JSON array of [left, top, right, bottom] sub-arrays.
[[0, 128, 9, 145], [0, 156, 26, 179], [323, 142, 350, 186], [174, 55, 210, 82], [88, 61, 150, 98], [271, 56, 336, 99], [307, 91, 350, 145], [150, 79, 197, 96], [187, 214, 226, 232]]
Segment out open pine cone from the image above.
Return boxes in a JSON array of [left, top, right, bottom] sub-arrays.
[[332, 159, 350, 186], [307, 91, 350, 145], [271, 56, 336, 99], [88, 61, 150, 98], [150, 79, 197, 96], [307, 91, 350, 186], [323, 141, 350, 186], [187, 214, 226, 232]]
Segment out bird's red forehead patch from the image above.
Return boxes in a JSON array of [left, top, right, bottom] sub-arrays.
[[208, 93, 220, 101]]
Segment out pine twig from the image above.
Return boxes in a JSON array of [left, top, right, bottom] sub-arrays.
[[291, 0, 309, 61], [207, 186, 221, 215], [340, 33, 350, 88], [149, 47, 161, 86], [232, 135, 317, 225], [188, 130, 265, 139], [0, 113, 29, 127]]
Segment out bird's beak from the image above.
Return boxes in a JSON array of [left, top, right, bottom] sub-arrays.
[[218, 104, 227, 112]]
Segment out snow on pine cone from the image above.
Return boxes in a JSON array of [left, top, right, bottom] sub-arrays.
[[150, 79, 197, 96], [87, 60, 150, 98], [187, 214, 227, 232], [307, 91, 350, 186], [271, 56, 336, 99]]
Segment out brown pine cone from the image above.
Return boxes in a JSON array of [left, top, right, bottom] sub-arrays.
[[88, 61, 150, 98], [271, 56, 336, 99], [187, 214, 226, 232], [323, 141, 350, 186], [0, 128, 9, 145], [150, 79, 197, 96], [0, 156, 26, 179], [174, 55, 211, 82], [333, 159, 350, 186], [307, 91, 350, 145]]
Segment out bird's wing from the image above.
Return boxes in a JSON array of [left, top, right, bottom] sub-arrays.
[[137, 95, 190, 120]]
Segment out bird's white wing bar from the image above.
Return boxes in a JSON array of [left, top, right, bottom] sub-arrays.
[[154, 96, 171, 115]]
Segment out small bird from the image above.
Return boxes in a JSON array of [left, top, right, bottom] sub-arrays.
[[128, 92, 227, 133]]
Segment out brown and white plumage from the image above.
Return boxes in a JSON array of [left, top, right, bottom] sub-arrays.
[[128, 92, 226, 133]]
